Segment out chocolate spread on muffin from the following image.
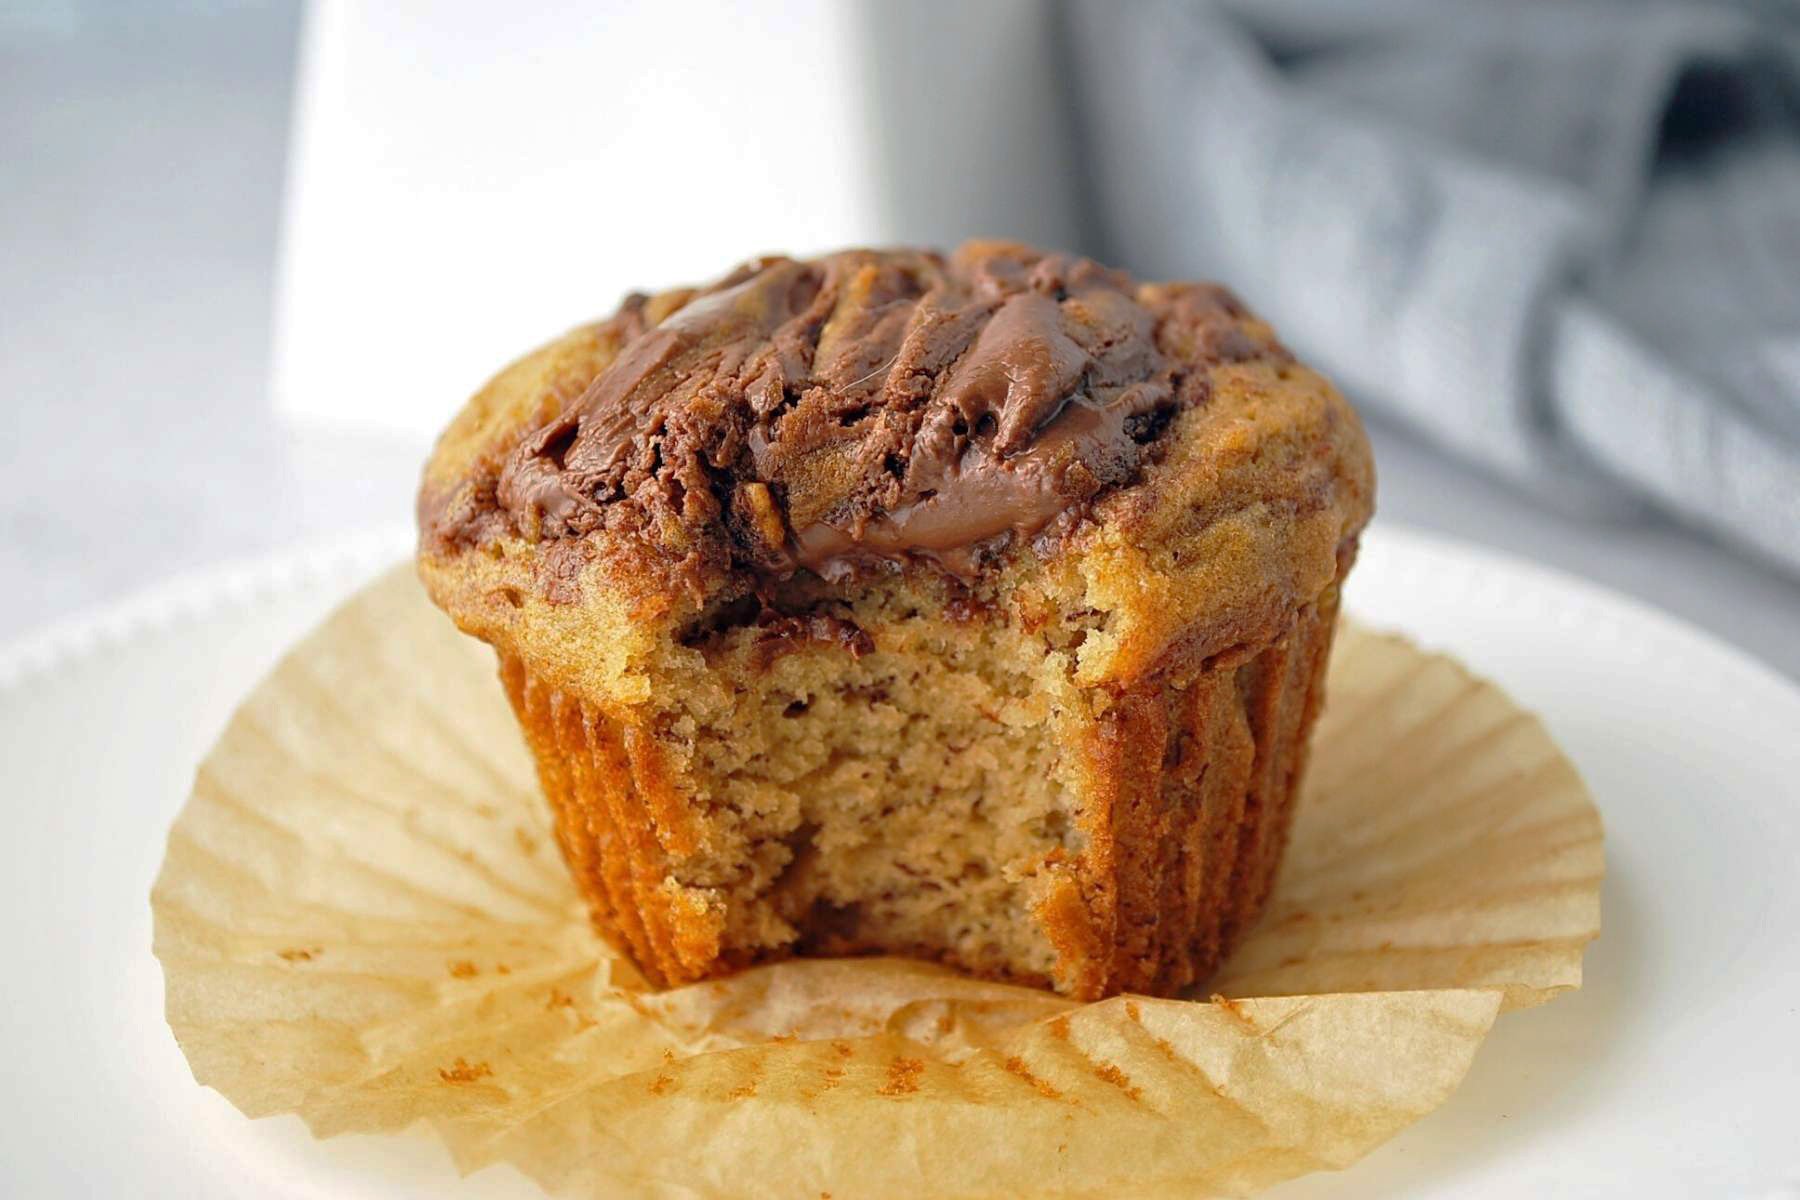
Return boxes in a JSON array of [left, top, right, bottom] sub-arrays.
[[433, 243, 1284, 583], [416, 239, 1373, 1000]]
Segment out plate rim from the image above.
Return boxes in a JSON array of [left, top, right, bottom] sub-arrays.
[[0, 521, 413, 692], [2, 520, 1795, 716]]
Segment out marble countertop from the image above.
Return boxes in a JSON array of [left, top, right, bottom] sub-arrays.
[[4, 4, 1795, 682]]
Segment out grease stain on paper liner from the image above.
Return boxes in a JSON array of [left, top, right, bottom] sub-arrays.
[[151, 567, 1602, 1198]]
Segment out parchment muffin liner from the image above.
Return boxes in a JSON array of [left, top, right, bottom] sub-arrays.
[[494, 592, 1342, 999], [151, 567, 1602, 1198]]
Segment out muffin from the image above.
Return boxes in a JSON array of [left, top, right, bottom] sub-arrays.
[[417, 241, 1373, 1001]]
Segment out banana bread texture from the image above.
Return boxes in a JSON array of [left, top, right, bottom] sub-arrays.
[[418, 242, 1373, 1000]]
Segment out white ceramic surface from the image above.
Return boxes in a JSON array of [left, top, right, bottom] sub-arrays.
[[1, 524, 1797, 1198], [272, 1, 1077, 435]]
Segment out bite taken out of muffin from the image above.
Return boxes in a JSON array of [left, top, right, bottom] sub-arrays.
[[417, 241, 1373, 1001]]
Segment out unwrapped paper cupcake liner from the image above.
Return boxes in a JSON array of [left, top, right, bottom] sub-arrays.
[[151, 567, 1602, 1198]]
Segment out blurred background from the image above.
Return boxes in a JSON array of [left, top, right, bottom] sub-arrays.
[[4, 0, 1797, 674]]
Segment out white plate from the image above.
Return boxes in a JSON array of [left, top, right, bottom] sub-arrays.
[[2, 524, 1797, 1198]]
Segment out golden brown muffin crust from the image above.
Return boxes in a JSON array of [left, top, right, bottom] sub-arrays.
[[416, 241, 1375, 1000], [420, 241, 1306, 597]]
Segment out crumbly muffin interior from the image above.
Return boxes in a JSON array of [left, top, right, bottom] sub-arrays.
[[419, 241, 1376, 997], [649, 573, 1095, 984]]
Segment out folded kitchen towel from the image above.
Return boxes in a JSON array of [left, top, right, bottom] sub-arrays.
[[1066, 0, 1800, 576]]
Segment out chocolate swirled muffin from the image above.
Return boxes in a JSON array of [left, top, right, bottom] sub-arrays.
[[417, 242, 1373, 1000]]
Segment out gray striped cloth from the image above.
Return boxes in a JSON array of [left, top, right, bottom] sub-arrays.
[[1066, 0, 1800, 576]]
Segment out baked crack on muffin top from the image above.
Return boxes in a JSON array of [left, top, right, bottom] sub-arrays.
[[422, 241, 1292, 597]]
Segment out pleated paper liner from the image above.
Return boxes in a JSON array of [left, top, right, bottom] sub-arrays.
[[151, 567, 1603, 1198]]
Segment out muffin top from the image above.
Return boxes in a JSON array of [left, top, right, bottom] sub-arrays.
[[424, 242, 1292, 585], [420, 241, 1372, 687]]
